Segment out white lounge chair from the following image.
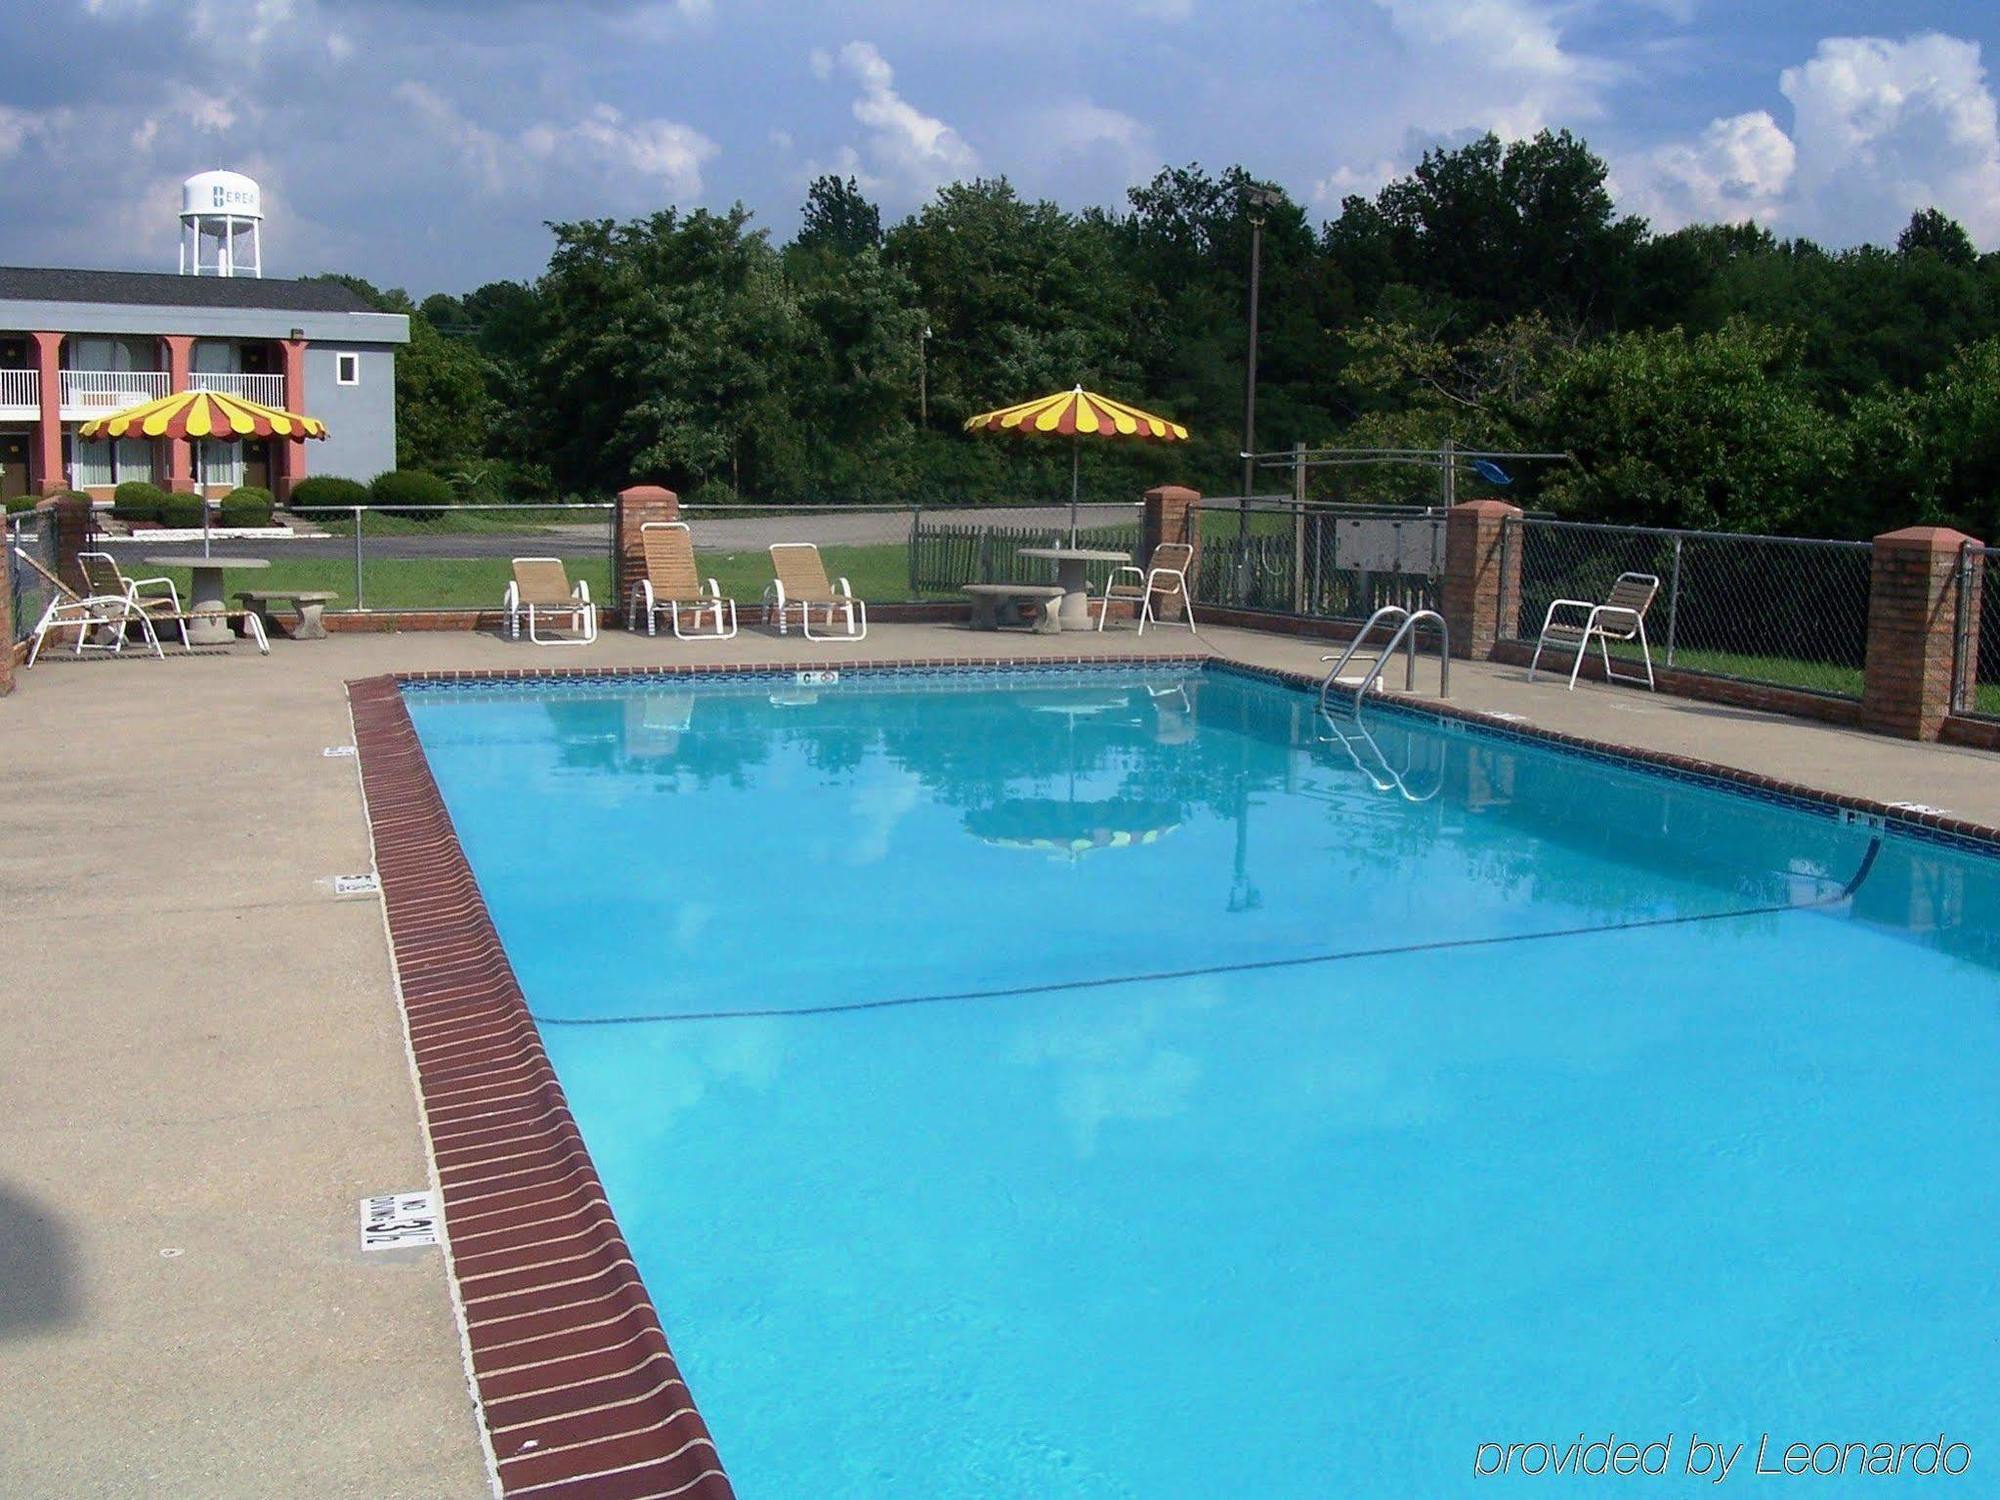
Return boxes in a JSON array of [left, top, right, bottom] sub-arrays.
[[626, 522, 736, 639], [17, 548, 164, 665], [763, 543, 866, 641], [79, 550, 190, 651], [1528, 571, 1660, 690], [1096, 541, 1197, 636], [505, 557, 596, 645]]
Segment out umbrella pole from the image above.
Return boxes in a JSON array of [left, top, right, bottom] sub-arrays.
[[1069, 441, 1080, 547]]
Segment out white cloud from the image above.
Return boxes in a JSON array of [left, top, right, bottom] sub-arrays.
[[825, 40, 978, 200], [1617, 110, 1795, 230], [1780, 32, 2000, 245], [521, 106, 717, 197], [1370, 0, 1617, 139], [1313, 157, 1401, 207], [0, 106, 45, 160], [1032, 101, 1156, 184], [398, 83, 717, 203], [1617, 32, 2000, 247]]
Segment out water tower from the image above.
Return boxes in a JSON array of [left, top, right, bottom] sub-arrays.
[[179, 170, 262, 277]]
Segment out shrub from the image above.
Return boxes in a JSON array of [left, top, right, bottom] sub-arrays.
[[219, 485, 274, 527], [158, 491, 208, 529], [369, 468, 453, 522], [111, 480, 169, 522], [4, 496, 37, 514], [288, 475, 370, 518]]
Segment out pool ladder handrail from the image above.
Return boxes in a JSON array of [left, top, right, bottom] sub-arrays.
[[1317, 606, 1451, 715], [1315, 711, 1443, 802]]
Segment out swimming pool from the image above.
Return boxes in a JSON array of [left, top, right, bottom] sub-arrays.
[[405, 663, 2000, 1497]]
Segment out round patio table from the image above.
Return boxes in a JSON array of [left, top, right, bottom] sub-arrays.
[[147, 555, 269, 646], [1016, 546, 1133, 630]]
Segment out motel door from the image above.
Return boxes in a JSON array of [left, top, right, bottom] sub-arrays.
[[0, 432, 27, 502]]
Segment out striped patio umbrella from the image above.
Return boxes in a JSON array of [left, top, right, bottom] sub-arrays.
[[81, 390, 327, 555], [964, 386, 1189, 544], [78, 388, 328, 443]]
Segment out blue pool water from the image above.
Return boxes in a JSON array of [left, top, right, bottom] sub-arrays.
[[407, 666, 2000, 1497]]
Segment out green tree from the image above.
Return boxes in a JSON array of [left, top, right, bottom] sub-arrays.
[[1539, 320, 1849, 533], [394, 312, 492, 468], [532, 207, 804, 493], [1897, 208, 1977, 267], [796, 175, 882, 256]]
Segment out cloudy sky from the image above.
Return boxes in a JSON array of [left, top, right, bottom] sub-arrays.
[[2, 1, 1997, 292]]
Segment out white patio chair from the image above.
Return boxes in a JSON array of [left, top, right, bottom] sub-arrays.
[[79, 550, 190, 651], [1096, 541, 1196, 636], [1528, 571, 1660, 690], [15, 547, 165, 665], [505, 557, 596, 645], [626, 522, 737, 640], [763, 542, 866, 641]]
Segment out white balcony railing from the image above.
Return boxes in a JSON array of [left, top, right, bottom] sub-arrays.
[[190, 371, 285, 404], [60, 369, 171, 411], [0, 368, 37, 410]]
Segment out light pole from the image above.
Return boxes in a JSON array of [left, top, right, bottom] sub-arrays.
[[918, 323, 931, 426], [1240, 185, 1281, 561]]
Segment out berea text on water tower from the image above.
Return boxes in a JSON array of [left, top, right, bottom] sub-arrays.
[[179, 170, 263, 278]]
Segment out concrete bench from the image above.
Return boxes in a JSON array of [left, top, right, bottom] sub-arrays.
[[236, 589, 339, 641], [964, 582, 1065, 634]]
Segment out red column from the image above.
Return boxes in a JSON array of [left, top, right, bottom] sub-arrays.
[[1442, 499, 1523, 660], [162, 334, 195, 493], [1140, 484, 1201, 621], [30, 331, 62, 495], [1861, 525, 1983, 740], [614, 485, 680, 618], [276, 336, 308, 502]]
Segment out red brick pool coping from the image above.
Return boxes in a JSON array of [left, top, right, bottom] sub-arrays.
[[349, 651, 2000, 1497]]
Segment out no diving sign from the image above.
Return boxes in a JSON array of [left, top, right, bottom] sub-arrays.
[[360, 1190, 440, 1251]]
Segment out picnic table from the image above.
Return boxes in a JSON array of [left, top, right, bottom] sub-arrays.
[[1015, 546, 1132, 630], [146, 555, 267, 645]]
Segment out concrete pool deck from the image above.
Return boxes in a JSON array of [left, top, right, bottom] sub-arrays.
[[3, 620, 1996, 1497]]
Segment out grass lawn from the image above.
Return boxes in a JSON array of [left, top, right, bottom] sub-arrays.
[[143, 542, 930, 612]]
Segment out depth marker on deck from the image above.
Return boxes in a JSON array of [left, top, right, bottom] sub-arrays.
[[360, 1191, 440, 1251], [323, 744, 358, 758], [326, 872, 381, 898]]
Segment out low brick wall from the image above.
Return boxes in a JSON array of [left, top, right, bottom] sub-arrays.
[[321, 600, 974, 634], [1488, 639, 1863, 726], [1941, 715, 2000, 752]]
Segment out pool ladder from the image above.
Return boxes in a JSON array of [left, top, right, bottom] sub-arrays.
[[1317, 606, 1451, 717]]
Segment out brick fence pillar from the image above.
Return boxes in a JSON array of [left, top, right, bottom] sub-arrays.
[[613, 485, 679, 620], [1862, 525, 1982, 740], [48, 492, 96, 593], [1442, 499, 1522, 660], [1140, 484, 1200, 622]]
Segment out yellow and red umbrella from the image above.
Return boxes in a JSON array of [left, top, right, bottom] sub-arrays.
[[79, 388, 328, 443], [964, 385, 1189, 543]]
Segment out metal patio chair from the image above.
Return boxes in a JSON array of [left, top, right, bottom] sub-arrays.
[[505, 556, 596, 645], [1528, 571, 1660, 690], [626, 522, 736, 640], [1096, 541, 1196, 636]]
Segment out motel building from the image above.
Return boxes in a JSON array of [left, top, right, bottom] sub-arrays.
[[0, 170, 408, 506]]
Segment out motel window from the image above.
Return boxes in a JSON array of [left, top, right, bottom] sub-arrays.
[[335, 353, 359, 386]]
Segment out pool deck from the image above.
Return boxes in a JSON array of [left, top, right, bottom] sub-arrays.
[[3, 619, 1996, 1497]]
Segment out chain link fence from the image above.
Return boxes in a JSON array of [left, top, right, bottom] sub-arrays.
[[6, 508, 59, 644], [1503, 519, 1874, 700], [1954, 544, 1999, 721], [1196, 501, 1445, 619]]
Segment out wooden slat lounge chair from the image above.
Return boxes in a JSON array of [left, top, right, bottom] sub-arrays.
[[763, 542, 866, 641], [26, 548, 269, 660], [505, 556, 596, 645], [15, 547, 164, 665], [1097, 541, 1196, 636], [626, 522, 737, 640], [1528, 570, 1660, 690], [79, 550, 190, 651]]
